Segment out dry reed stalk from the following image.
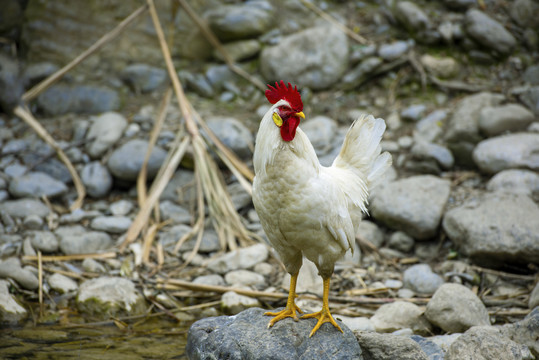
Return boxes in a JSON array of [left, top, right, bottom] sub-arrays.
[[38, 251, 43, 317], [22, 252, 116, 262], [122, 0, 255, 255], [13, 106, 86, 210], [22, 5, 148, 102]]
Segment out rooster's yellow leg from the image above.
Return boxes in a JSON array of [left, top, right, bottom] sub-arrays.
[[301, 277, 343, 337], [265, 272, 303, 327]]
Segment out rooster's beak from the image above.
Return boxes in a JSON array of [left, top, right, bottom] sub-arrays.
[[296, 112, 305, 119]]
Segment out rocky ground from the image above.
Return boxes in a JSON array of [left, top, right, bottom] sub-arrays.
[[0, 0, 539, 359]]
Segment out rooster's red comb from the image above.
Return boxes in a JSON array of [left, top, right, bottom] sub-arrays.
[[265, 81, 303, 112]]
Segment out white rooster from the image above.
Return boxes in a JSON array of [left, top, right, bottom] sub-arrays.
[[252, 81, 392, 337]]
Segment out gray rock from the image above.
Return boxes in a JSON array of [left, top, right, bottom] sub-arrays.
[[499, 307, 539, 356], [357, 220, 385, 248], [158, 224, 192, 253], [282, 259, 323, 296], [107, 139, 167, 181], [121, 63, 167, 93], [186, 307, 362, 360], [0, 53, 23, 113], [370, 301, 432, 335], [193, 274, 225, 287], [0, 257, 39, 290], [301, 116, 337, 155], [23, 62, 59, 86], [420, 54, 459, 78], [207, 243, 268, 274], [410, 335, 445, 360], [350, 44, 377, 64], [473, 133, 539, 174], [401, 104, 427, 122], [388, 231, 415, 253], [26, 231, 59, 253], [356, 331, 428, 360], [445, 92, 505, 165], [81, 162, 113, 198], [478, 104, 535, 137], [339, 316, 375, 332], [214, 39, 261, 62], [182, 228, 221, 253], [378, 41, 412, 61], [510, 0, 539, 28], [221, 291, 261, 315], [204, 1, 274, 41], [82, 258, 106, 273], [48, 273, 78, 294], [8, 171, 68, 198], [0, 199, 50, 218], [519, 86, 539, 115], [109, 200, 133, 216], [260, 25, 349, 90], [159, 201, 191, 224], [428, 333, 462, 354], [425, 283, 490, 333], [393, 1, 431, 33], [486, 169, 539, 197], [410, 141, 455, 170], [227, 182, 252, 211], [442, 192, 539, 265], [206, 116, 253, 159], [160, 169, 196, 204], [23, 214, 44, 230], [403, 264, 444, 295], [446, 326, 533, 360], [414, 109, 448, 143], [90, 216, 132, 234], [465, 9, 516, 56], [530, 283, 539, 309], [341, 57, 383, 90], [77, 277, 146, 319], [371, 175, 450, 240], [523, 64, 539, 86], [0, 279, 27, 323], [443, 0, 476, 9], [56, 225, 113, 255], [85, 112, 127, 159], [37, 84, 120, 115]]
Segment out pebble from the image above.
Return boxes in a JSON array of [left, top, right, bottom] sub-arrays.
[[214, 39, 261, 62], [425, 283, 490, 333], [107, 139, 167, 181], [109, 200, 133, 216], [371, 175, 450, 240], [393, 1, 431, 33], [204, 1, 274, 41], [81, 258, 106, 273], [388, 231, 415, 253], [253, 262, 273, 277], [192, 274, 225, 287], [205, 116, 254, 159], [443, 192, 539, 266], [56, 225, 113, 255], [227, 182, 253, 211], [401, 104, 427, 122], [90, 216, 132, 234], [81, 162, 113, 198], [339, 316, 375, 332], [446, 326, 532, 360], [410, 335, 445, 360], [225, 269, 265, 287], [0, 279, 27, 323], [282, 259, 323, 296], [356, 331, 429, 360], [48, 273, 78, 294], [26, 231, 59, 253], [120, 63, 167, 93], [207, 243, 268, 274], [37, 84, 120, 116], [0, 257, 39, 290], [77, 277, 147, 318], [260, 24, 349, 90], [23, 214, 44, 230], [410, 141, 455, 170], [464, 9, 516, 56], [529, 282, 539, 309], [221, 291, 260, 315], [370, 300, 432, 335], [378, 40, 412, 61], [182, 228, 221, 253], [478, 104, 535, 137], [420, 54, 459, 78], [403, 264, 444, 295], [473, 133, 539, 174], [357, 220, 385, 248], [301, 116, 337, 155], [486, 169, 539, 196], [85, 112, 127, 159], [159, 201, 191, 224], [8, 171, 68, 198]]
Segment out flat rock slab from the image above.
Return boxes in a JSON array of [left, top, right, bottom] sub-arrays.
[[186, 307, 363, 360]]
